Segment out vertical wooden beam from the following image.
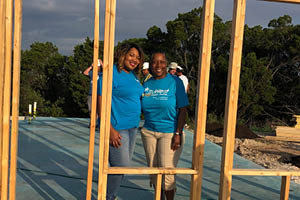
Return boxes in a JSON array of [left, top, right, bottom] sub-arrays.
[[98, 0, 116, 199], [9, 0, 23, 199], [155, 174, 162, 200], [280, 176, 291, 200], [0, 0, 6, 193], [86, 0, 100, 199], [1, 0, 14, 199], [97, 0, 110, 197], [190, 0, 215, 199], [218, 0, 246, 199]]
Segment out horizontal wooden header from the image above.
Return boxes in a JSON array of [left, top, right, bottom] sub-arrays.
[[106, 167, 198, 175], [261, 0, 300, 4], [231, 169, 300, 176]]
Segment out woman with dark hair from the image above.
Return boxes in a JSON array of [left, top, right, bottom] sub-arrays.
[[141, 52, 189, 200], [97, 43, 144, 200]]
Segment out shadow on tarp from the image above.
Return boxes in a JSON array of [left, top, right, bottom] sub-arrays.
[[15, 117, 300, 200]]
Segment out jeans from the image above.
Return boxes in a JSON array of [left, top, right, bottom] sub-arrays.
[[106, 127, 138, 200]]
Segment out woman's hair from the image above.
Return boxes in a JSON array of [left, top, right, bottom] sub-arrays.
[[114, 43, 144, 74]]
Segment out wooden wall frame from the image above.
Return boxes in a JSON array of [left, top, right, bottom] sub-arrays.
[[1, 0, 299, 200], [0, 0, 6, 196], [86, 0, 216, 199], [1, 0, 14, 199], [219, 0, 300, 200]]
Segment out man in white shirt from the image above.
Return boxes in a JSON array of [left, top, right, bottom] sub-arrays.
[[176, 66, 189, 93]]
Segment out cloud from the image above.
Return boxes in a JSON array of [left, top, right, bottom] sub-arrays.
[[30, 0, 56, 11], [21, 0, 300, 55]]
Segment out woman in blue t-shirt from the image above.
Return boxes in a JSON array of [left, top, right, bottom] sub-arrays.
[[141, 52, 189, 200], [97, 43, 144, 200]]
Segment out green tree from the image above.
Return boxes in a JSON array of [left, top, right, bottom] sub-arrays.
[[265, 16, 300, 122], [64, 37, 104, 117], [20, 42, 67, 116], [238, 53, 276, 124]]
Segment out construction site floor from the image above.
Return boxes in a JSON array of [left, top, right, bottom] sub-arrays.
[[15, 117, 300, 200]]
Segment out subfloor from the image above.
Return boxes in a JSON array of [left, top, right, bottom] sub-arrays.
[[15, 117, 300, 200]]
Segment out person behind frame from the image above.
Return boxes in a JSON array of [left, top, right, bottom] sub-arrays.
[[141, 52, 189, 200], [97, 43, 144, 200], [83, 58, 102, 128]]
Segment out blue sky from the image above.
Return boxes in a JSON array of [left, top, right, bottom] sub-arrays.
[[22, 0, 300, 55]]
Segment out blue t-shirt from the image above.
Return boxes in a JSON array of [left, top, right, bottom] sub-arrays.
[[142, 74, 189, 133], [97, 65, 144, 130], [88, 70, 99, 95]]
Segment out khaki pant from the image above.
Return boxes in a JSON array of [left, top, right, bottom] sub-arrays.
[[141, 128, 185, 191]]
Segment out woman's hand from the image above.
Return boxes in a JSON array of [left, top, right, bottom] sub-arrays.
[[110, 127, 122, 148], [171, 134, 181, 151]]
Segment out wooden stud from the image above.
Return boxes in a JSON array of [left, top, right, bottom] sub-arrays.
[[231, 169, 300, 176], [275, 126, 300, 137], [102, 0, 117, 198], [263, 0, 300, 4], [155, 174, 162, 200], [8, 0, 23, 199], [97, 3, 109, 199], [280, 176, 291, 200], [190, 0, 215, 199], [0, 0, 6, 193], [97, 0, 110, 198], [263, 136, 300, 142], [85, 0, 100, 199], [98, 0, 116, 199], [219, 0, 246, 199], [107, 167, 197, 175], [1, 0, 14, 199]]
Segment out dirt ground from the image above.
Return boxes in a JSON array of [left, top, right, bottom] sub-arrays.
[[192, 123, 300, 184]]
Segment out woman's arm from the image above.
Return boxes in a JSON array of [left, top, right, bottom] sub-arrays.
[[171, 106, 187, 151], [83, 65, 93, 76], [97, 95, 122, 148]]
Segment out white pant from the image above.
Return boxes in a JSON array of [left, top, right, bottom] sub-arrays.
[[141, 128, 185, 191]]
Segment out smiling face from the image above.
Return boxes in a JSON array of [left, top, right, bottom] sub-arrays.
[[151, 53, 167, 80], [123, 48, 140, 73]]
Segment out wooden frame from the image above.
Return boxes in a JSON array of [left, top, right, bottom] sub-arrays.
[[219, 0, 300, 200], [0, 0, 6, 195], [190, 0, 215, 199], [85, 0, 101, 198], [9, 0, 23, 200], [1, 0, 14, 199], [1, 0, 299, 199], [0, 0, 23, 200], [85, 0, 216, 199]]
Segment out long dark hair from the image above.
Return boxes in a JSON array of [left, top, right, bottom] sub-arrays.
[[114, 43, 144, 75]]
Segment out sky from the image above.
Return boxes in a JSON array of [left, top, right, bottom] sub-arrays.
[[22, 0, 300, 55]]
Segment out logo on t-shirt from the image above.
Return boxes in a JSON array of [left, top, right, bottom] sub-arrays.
[[144, 87, 169, 99]]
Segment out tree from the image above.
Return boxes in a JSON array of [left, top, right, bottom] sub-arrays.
[[238, 53, 276, 124], [19, 11, 300, 128], [265, 16, 300, 122], [20, 42, 67, 116], [64, 37, 104, 117]]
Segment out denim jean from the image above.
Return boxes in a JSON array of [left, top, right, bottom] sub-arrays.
[[106, 127, 138, 200]]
